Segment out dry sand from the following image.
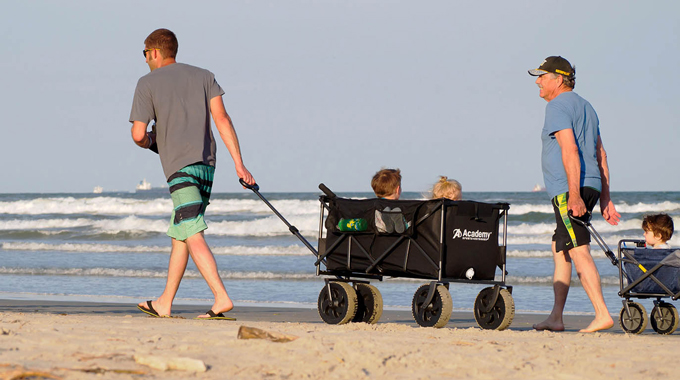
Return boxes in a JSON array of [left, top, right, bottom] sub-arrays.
[[1, 300, 679, 379]]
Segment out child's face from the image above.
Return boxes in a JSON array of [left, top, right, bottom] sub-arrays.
[[644, 228, 665, 247]]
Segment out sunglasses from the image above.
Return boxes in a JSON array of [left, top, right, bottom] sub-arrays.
[[143, 48, 160, 57]]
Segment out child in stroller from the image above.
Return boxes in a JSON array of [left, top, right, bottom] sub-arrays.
[[617, 214, 680, 334]]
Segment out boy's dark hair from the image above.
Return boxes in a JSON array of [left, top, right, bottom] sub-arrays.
[[371, 168, 401, 198], [642, 213, 674, 242], [144, 28, 178, 59]]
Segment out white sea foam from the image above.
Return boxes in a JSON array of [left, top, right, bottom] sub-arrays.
[[0, 197, 171, 216], [206, 215, 319, 237], [615, 201, 680, 213], [0, 266, 621, 286], [0, 197, 319, 217], [507, 203, 554, 215], [0, 218, 95, 230], [507, 218, 642, 236], [0, 242, 311, 256], [0, 267, 317, 280], [503, 275, 620, 286], [507, 201, 680, 215]]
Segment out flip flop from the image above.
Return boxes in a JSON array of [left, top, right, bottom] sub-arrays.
[[137, 300, 162, 318], [195, 310, 236, 321]]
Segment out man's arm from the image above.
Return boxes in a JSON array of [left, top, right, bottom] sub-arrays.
[[554, 129, 586, 216], [131, 121, 154, 149], [596, 136, 620, 225], [210, 95, 255, 185]]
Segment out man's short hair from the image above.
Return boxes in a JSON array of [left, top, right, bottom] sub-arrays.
[[145, 28, 178, 59], [643, 213, 674, 242], [560, 72, 576, 89], [371, 168, 401, 198]]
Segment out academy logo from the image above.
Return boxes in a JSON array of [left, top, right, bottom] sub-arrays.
[[452, 228, 492, 241]]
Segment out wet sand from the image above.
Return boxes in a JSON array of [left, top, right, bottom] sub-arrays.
[[1, 299, 678, 379]]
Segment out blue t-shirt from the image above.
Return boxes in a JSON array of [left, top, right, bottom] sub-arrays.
[[541, 91, 602, 199]]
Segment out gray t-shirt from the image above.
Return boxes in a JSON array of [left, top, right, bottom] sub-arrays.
[[129, 63, 225, 179]]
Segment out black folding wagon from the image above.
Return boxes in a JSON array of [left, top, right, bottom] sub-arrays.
[[243, 181, 515, 330]]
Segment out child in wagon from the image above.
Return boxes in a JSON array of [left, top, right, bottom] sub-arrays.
[[642, 214, 674, 249]]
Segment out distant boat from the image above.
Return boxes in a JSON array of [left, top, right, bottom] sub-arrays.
[[136, 179, 152, 191], [93, 186, 103, 194], [532, 184, 546, 192], [135, 179, 168, 193]]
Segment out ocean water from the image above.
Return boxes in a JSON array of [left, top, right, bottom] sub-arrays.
[[1, 190, 679, 317]]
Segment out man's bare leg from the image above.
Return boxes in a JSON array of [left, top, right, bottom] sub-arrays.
[[185, 232, 233, 317], [534, 242, 571, 331], [570, 244, 614, 332], [138, 238, 189, 316]]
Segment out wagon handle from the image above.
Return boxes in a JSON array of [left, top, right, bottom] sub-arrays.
[[238, 178, 320, 259], [318, 183, 336, 199], [239, 178, 259, 191], [568, 211, 619, 266]]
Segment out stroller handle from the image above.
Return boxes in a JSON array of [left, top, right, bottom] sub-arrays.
[[567, 210, 592, 226], [568, 210, 619, 266], [239, 178, 260, 191]]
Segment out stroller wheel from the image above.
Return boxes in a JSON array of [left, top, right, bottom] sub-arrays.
[[317, 282, 358, 325], [650, 303, 679, 335], [619, 302, 648, 334], [473, 287, 515, 331], [411, 284, 452, 328], [352, 283, 383, 324]]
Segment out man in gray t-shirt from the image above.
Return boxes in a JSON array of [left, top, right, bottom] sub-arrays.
[[129, 28, 255, 320]]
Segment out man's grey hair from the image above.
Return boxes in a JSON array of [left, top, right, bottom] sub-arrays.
[[550, 72, 576, 89]]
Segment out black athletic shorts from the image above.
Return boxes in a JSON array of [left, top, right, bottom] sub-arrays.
[[551, 187, 600, 252]]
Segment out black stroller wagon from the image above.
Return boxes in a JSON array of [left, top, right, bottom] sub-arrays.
[[243, 181, 515, 330], [573, 213, 680, 335]]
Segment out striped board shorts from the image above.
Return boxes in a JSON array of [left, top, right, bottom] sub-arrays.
[[166, 163, 215, 241]]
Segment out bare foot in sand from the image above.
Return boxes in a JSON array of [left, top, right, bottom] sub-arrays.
[[196, 299, 234, 319], [579, 316, 614, 333], [533, 317, 565, 331]]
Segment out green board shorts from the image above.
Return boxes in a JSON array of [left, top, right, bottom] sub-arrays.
[[551, 187, 600, 252], [166, 163, 215, 241]]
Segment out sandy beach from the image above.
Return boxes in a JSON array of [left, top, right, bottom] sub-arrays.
[[1, 300, 678, 379]]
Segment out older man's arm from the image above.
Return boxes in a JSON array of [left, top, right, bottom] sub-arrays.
[[596, 136, 620, 225], [554, 129, 586, 217]]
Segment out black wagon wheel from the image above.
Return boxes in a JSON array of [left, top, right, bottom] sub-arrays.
[[352, 283, 384, 324], [317, 281, 358, 325], [473, 287, 515, 331], [411, 284, 452, 328], [650, 303, 679, 335], [619, 302, 648, 334]]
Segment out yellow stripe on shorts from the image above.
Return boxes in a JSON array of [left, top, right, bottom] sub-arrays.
[[555, 193, 578, 247]]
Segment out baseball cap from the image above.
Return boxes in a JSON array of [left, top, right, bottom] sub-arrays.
[[528, 56, 575, 78]]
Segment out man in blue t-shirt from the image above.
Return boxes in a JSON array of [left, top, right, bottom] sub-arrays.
[[528, 56, 621, 333]]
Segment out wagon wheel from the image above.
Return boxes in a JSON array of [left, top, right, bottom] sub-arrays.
[[352, 283, 383, 324], [317, 282, 358, 325], [650, 303, 679, 335], [619, 302, 648, 334], [473, 287, 515, 331], [411, 284, 452, 328]]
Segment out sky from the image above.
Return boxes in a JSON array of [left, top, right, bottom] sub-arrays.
[[1, 0, 678, 194]]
